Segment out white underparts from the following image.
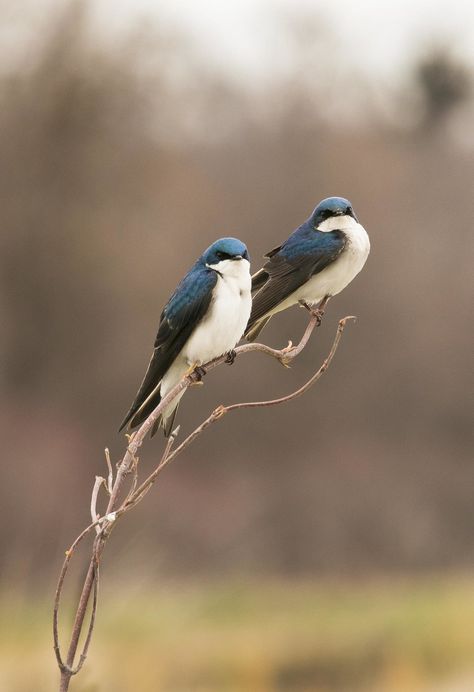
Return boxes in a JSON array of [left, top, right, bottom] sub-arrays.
[[270, 216, 370, 316], [159, 258, 252, 426]]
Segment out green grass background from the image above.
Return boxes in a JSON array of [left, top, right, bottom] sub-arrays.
[[2, 576, 474, 691]]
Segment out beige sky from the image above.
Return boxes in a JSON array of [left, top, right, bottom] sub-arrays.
[[91, 0, 474, 79]]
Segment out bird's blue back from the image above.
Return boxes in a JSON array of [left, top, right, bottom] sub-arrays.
[[276, 217, 345, 264], [162, 260, 215, 327]]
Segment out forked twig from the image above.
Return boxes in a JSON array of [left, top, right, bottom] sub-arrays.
[[55, 309, 354, 691]]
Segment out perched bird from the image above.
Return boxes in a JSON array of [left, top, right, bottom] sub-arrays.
[[120, 237, 251, 437], [245, 197, 370, 340]]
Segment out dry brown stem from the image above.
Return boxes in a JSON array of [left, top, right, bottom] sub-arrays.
[[54, 309, 355, 691]]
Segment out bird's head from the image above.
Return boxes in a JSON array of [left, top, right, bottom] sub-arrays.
[[311, 196, 359, 231], [203, 237, 250, 275]]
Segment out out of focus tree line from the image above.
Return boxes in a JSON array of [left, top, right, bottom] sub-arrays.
[[0, 2, 472, 585]]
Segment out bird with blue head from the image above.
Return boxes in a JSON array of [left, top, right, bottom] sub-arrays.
[[245, 196, 370, 340], [120, 237, 251, 437]]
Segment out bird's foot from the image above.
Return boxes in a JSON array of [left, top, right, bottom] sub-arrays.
[[279, 341, 296, 368], [298, 300, 312, 311], [194, 365, 207, 381], [299, 299, 327, 326], [225, 349, 237, 365], [184, 362, 197, 378], [184, 363, 206, 382], [312, 308, 325, 326]]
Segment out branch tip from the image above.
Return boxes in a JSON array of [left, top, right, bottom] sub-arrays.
[[340, 315, 357, 326]]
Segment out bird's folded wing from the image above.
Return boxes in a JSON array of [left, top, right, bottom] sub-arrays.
[[249, 232, 346, 325], [119, 268, 217, 431], [250, 244, 282, 295]]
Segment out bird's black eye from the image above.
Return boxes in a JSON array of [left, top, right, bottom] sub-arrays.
[[216, 251, 232, 260], [345, 206, 352, 215]]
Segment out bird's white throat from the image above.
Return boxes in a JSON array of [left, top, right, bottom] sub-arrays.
[[207, 257, 251, 282], [318, 215, 359, 233]]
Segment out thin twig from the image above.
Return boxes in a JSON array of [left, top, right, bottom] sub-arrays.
[[122, 425, 180, 511], [90, 477, 104, 534], [224, 316, 355, 412], [62, 558, 99, 677], [53, 518, 103, 671], [72, 557, 99, 675], [104, 448, 113, 494]]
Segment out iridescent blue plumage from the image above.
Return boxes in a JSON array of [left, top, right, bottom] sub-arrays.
[[120, 237, 251, 436], [164, 237, 249, 328], [245, 196, 369, 340], [275, 221, 346, 263], [311, 196, 357, 226]]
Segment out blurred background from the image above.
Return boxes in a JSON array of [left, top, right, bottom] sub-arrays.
[[1, 0, 473, 690]]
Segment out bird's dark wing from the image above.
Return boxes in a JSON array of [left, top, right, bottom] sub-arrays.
[[250, 244, 282, 295], [248, 230, 346, 327], [119, 266, 217, 431]]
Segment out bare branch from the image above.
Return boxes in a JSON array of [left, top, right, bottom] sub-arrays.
[[224, 315, 355, 413], [122, 425, 180, 511], [53, 518, 103, 672], [55, 308, 353, 691], [71, 557, 99, 675]]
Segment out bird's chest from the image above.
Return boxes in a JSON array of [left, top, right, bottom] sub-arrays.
[[184, 272, 251, 363], [299, 224, 370, 302]]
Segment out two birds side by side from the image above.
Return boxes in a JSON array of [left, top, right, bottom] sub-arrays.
[[119, 196, 371, 437]]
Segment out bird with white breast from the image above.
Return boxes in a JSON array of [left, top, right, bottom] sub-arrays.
[[245, 196, 370, 340], [120, 237, 251, 437]]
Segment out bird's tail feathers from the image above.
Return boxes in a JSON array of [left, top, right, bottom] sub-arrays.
[[118, 374, 162, 432], [119, 405, 139, 433], [120, 379, 180, 438], [125, 387, 162, 430], [152, 402, 179, 438]]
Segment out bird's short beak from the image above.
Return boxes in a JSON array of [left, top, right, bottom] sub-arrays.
[[232, 255, 243, 260]]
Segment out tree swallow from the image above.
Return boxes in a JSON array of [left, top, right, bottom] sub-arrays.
[[245, 197, 370, 340], [120, 237, 251, 437]]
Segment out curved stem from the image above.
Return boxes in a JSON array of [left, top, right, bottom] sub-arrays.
[[54, 312, 354, 691]]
